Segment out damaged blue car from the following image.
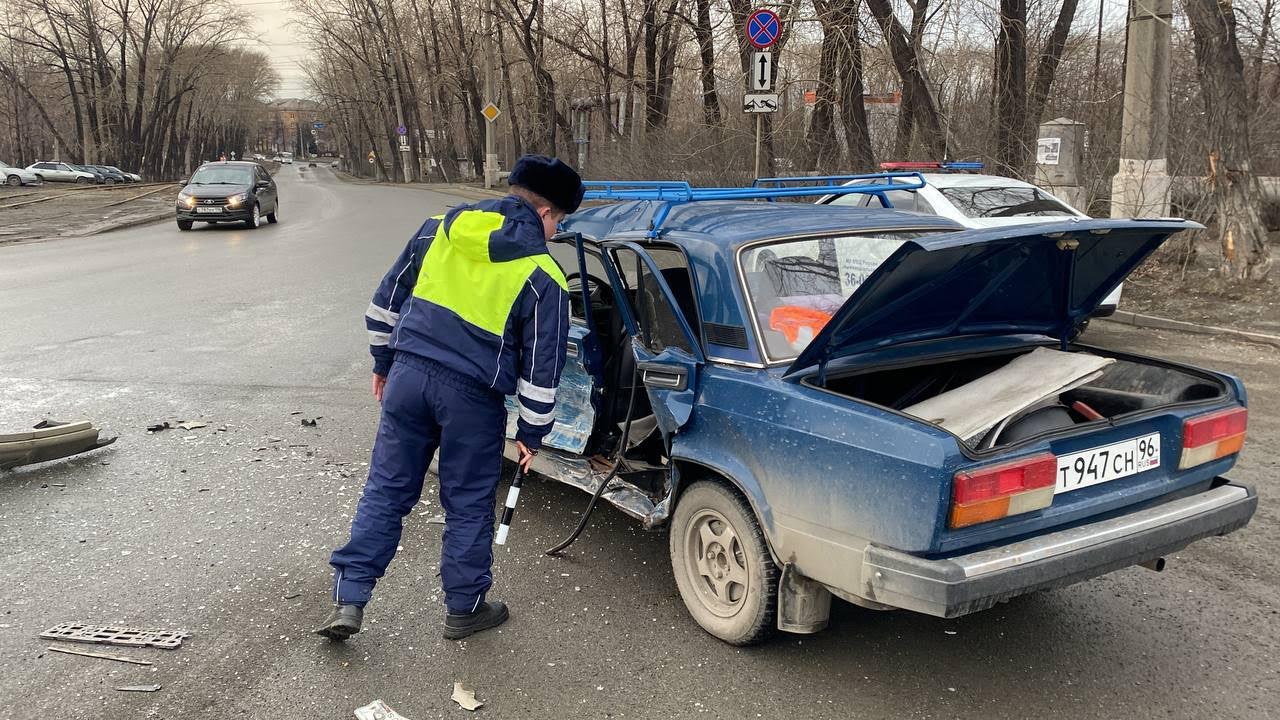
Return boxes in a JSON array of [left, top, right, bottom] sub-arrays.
[[502, 176, 1257, 645]]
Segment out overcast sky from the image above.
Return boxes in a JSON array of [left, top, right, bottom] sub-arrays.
[[232, 0, 312, 100]]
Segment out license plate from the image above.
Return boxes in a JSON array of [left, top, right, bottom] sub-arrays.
[[195, 206, 223, 214], [1055, 432, 1160, 494]]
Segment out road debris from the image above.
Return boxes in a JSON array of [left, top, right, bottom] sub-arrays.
[[424, 515, 445, 525], [40, 622, 189, 649], [146, 422, 171, 432], [283, 592, 303, 600], [115, 684, 162, 692], [47, 645, 153, 665], [176, 421, 208, 430], [301, 418, 320, 427], [354, 699, 412, 720], [451, 683, 484, 711], [0, 419, 117, 470]]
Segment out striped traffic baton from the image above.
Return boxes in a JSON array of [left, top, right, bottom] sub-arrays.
[[494, 464, 525, 545]]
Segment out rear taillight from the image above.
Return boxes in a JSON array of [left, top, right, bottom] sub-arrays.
[[950, 453, 1057, 529], [1179, 407, 1247, 469]]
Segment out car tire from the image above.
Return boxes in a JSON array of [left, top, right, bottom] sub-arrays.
[[177, 219, 193, 231], [6, 175, 19, 187], [104, 178, 115, 185], [245, 203, 260, 229], [76, 177, 90, 184], [669, 481, 778, 646], [33, 174, 44, 183], [266, 201, 278, 224]]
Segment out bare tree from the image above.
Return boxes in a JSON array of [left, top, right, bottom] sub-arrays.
[[1185, 0, 1272, 280]]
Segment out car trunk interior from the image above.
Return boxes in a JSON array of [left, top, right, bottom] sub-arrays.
[[809, 345, 1228, 451]]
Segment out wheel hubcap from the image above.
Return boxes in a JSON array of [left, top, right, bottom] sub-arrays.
[[684, 509, 749, 617], [252, 206, 259, 226]]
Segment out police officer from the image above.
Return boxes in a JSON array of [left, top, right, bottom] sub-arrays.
[[316, 155, 585, 641]]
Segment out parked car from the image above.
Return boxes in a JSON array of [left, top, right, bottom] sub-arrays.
[[817, 165, 1124, 317], [70, 164, 111, 184], [100, 165, 140, 183], [176, 161, 278, 231], [515, 179, 1256, 646], [0, 160, 42, 186], [26, 161, 97, 184], [87, 165, 128, 184]]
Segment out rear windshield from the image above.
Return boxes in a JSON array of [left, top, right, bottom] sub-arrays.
[[740, 231, 937, 361], [189, 166, 253, 185], [938, 186, 1076, 218]]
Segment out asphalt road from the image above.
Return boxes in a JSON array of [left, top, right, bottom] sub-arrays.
[[0, 167, 1275, 719]]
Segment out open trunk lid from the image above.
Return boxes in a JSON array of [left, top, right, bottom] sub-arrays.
[[785, 218, 1200, 376]]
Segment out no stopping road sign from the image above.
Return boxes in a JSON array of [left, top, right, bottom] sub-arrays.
[[746, 8, 780, 50]]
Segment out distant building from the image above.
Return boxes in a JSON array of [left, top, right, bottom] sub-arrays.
[[265, 98, 330, 156]]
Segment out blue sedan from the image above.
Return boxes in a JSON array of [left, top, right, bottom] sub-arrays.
[[504, 178, 1257, 645]]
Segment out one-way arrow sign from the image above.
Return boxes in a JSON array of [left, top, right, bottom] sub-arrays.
[[752, 52, 772, 91]]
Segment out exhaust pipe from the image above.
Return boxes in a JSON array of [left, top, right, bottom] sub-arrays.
[[1139, 557, 1166, 572]]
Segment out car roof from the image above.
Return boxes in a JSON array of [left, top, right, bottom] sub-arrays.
[[198, 161, 259, 168], [566, 199, 962, 248], [917, 173, 1041, 190]]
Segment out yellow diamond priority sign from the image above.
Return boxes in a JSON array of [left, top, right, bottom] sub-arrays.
[[481, 103, 501, 123]]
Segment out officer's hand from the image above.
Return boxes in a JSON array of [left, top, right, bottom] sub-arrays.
[[372, 373, 387, 403], [515, 441, 537, 473]]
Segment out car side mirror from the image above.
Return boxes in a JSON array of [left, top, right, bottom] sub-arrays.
[[179, 177, 188, 184], [256, 180, 270, 189]]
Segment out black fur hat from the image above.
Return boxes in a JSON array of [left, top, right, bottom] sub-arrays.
[[508, 154, 585, 214]]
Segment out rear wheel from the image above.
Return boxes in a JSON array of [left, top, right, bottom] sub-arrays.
[[670, 481, 778, 646], [104, 177, 116, 185], [244, 203, 260, 229], [5, 175, 19, 187], [177, 219, 193, 231]]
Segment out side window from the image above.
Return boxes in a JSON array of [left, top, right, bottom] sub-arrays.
[[882, 189, 936, 214], [612, 246, 698, 356]]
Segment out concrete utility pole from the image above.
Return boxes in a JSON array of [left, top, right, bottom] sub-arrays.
[[1111, 0, 1172, 218], [483, 0, 498, 188]]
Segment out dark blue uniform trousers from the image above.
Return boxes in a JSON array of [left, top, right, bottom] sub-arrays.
[[330, 353, 506, 615]]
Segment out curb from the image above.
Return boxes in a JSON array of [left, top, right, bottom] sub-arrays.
[[1100, 310, 1280, 349], [70, 209, 172, 238], [333, 170, 503, 200]]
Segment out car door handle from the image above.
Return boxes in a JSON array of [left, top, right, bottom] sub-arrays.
[[639, 363, 688, 391]]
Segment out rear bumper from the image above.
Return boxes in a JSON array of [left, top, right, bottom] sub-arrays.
[[860, 482, 1256, 618]]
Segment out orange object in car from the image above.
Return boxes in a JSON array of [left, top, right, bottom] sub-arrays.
[[770, 306, 834, 347]]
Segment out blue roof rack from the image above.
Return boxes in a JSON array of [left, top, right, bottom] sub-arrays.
[[582, 172, 926, 238]]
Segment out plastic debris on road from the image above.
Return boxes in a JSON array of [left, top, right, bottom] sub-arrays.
[[451, 683, 484, 711], [354, 699, 411, 720], [115, 684, 162, 692]]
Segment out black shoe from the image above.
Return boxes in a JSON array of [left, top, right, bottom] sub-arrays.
[[443, 601, 509, 640], [314, 604, 363, 640]]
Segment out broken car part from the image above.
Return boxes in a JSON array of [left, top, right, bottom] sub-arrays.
[[0, 420, 116, 470], [543, 361, 640, 556], [40, 622, 189, 649], [46, 645, 153, 665]]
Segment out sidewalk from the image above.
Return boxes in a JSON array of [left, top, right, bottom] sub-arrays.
[[331, 169, 504, 202]]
